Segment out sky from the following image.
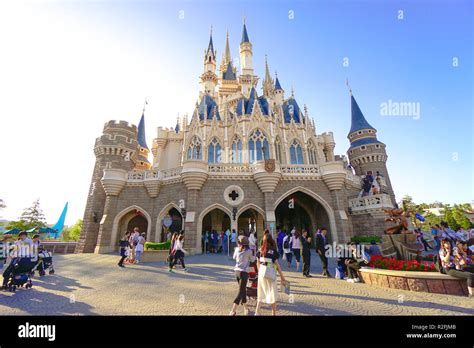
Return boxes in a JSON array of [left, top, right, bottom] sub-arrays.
[[0, 0, 472, 226]]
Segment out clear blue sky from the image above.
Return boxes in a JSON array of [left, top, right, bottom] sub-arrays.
[[0, 0, 472, 225]]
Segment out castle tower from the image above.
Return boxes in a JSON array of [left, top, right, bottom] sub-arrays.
[[219, 31, 232, 78], [346, 90, 396, 203], [134, 112, 151, 170], [274, 72, 284, 105], [200, 28, 218, 97], [262, 55, 274, 98], [239, 21, 258, 96], [76, 121, 138, 253]]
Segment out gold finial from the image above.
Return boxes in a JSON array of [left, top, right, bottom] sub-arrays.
[[291, 86, 294, 97], [346, 78, 352, 96], [210, 24, 213, 35]]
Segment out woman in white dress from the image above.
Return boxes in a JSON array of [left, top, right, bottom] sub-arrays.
[[255, 232, 286, 316]]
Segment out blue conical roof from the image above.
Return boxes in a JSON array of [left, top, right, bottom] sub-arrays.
[[223, 61, 236, 80], [206, 33, 215, 58], [137, 113, 149, 149], [349, 95, 375, 135], [275, 76, 282, 90], [241, 23, 250, 43]]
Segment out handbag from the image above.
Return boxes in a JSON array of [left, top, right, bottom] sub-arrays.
[[281, 280, 291, 294], [260, 258, 277, 281]]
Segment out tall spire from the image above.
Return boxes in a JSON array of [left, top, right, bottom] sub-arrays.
[[206, 25, 215, 59], [224, 30, 231, 63], [349, 93, 375, 135], [137, 110, 148, 150], [241, 21, 250, 44], [264, 55, 272, 82]]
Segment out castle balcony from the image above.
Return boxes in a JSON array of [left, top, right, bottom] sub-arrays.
[[348, 193, 394, 215], [127, 167, 182, 184]]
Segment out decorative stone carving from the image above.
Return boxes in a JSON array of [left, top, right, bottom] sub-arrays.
[[320, 161, 347, 191], [101, 168, 128, 196], [181, 160, 208, 190], [252, 160, 281, 193], [224, 185, 244, 206]]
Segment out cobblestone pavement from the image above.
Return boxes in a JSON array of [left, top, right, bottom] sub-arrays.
[[0, 252, 472, 316]]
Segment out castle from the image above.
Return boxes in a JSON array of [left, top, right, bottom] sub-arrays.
[[76, 23, 396, 254]]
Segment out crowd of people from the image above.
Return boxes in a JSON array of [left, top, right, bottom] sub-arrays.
[[117, 227, 147, 267]]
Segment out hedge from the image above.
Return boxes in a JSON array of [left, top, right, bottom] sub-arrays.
[[144, 241, 171, 251], [350, 235, 382, 244]]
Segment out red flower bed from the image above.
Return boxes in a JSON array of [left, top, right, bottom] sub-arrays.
[[368, 255, 436, 272]]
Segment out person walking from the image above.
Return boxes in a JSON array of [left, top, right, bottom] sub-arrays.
[[118, 232, 131, 268], [282, 232, 293, 267], [135, 233, 146, 264], [229, 235, 255, 316], [255, 233, 286, 316], [276, 229, 286, 259], [290, 230, 301, 271], [230, 229, 237, 253], [300, 230, 312, 277], [315, 228, 331, 277], [168, 232, 178, 269], [169, 235, 188, 272]]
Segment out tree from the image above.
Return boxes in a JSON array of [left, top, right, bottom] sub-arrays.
[[12, 199, 47, 230], [61, 219, 82, 241], [452, 205, 472, 229]]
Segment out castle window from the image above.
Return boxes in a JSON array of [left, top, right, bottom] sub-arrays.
[[375, 144, 380, 148], [231, 135, 243, 163], [248, 129, 269, 163], [361, 146, 366, 150], [208, 137, 222, 163], [187, 136, 202, 160], [358, 131, 362, 135], [307, 140, 317, 165], [289, 139, 304, 165]]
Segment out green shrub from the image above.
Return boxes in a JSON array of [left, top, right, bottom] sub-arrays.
[[350, 235, 382, 244], [144, 241, 170, 251]]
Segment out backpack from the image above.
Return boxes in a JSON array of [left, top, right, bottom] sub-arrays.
[[283, 238, 290, 249]]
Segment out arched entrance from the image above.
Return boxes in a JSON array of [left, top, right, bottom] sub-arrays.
[[157, 206, 183, 242], [197, 204, 233, 254], [111, 205, 152, 249], [201, 208, 231, 253], [237, 205, 265, 241], [274, 187, 337, 243]]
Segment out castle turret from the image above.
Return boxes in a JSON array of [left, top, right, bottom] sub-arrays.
[[76, 120, 138, 253], [346, 90, 396, 203], [134, 112, 151, 170], [200, 28, 218, 97], [274, 72, 284, 105], [239, 21, 258, 96], [262, 55, 274, 98]]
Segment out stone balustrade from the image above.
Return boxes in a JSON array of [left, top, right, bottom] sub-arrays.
[[348, 193, 394, 214], [280, 164, 320, 175]]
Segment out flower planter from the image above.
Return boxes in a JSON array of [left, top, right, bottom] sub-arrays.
[[358, 268, 469, 296], [141, 250, 169, 263]]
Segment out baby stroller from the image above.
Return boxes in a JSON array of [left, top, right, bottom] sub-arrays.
[[1, 257, 36, 292], [246, 271, 258, 301], [31, 250, 55, 277]]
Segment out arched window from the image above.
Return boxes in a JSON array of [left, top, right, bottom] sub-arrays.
[[187, 136, 202, 160], [275, 136, 283, 164], [207, 137, 222, 163], [231, 135, 242, 163], [248, 129, 269, 163], [307, 140, 317, 165], [289, 139, 304, 164]]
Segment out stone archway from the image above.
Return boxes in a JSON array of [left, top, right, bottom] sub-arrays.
[[156, 203, 183, 242], [236, 204, 266, 241], [111, 205, 152, 250], [274, 187, 338, 243], [197, 204, 233, 254]]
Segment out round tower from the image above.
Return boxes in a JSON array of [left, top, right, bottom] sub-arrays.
[[346, 92, 396, 203], [76, 120, 138, 253]]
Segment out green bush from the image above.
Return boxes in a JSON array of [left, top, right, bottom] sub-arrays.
[[144, 241, 170, 251], [350, 235, 382, 244]]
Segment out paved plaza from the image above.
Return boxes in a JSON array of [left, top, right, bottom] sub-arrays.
[[0, 252, 472, 316]]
